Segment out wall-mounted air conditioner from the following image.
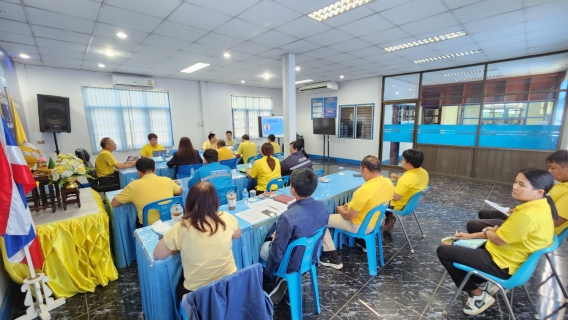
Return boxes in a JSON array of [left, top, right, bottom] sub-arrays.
[[112, 75, 154, 88], [298, 81, 338, 92]]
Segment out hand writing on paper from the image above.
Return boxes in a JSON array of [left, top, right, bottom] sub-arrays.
[[454, 232, 473, 240]]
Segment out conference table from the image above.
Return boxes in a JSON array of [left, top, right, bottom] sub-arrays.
[[134, 170, 363, 320], [106, 169, 255, 269]]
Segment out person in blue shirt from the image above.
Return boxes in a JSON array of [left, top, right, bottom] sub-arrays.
[[187, 149, 233, 190], [259, 168, 329, 303]]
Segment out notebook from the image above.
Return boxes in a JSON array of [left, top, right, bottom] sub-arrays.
[[454, 239, 487, 249], [273, 194, 296, 205]]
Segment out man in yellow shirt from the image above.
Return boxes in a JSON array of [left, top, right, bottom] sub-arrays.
[[385, 149, 429, 232], [268, 134, 280, 153], [216, 139, 234, 161], [140, 133, 165, 157], [225, 131, 235, 147], [202, 133, 217, 150], [320, 156, 394, 269], [95, 137, 136, 177], [111, 157, 183, 226], [235, 134, 257, 164]]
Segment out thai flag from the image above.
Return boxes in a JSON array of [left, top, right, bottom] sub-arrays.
[[0, 117, 43, 269]]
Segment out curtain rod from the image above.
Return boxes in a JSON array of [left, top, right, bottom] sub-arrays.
[[81, 86, 168, 93]]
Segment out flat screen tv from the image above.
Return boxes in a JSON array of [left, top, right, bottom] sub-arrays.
[[313, 118, 336, 135]]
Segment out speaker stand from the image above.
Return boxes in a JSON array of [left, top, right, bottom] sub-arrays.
[[53, 132, 60, 155]]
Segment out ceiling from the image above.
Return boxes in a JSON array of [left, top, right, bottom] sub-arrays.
[[0, 0, 567, 89]]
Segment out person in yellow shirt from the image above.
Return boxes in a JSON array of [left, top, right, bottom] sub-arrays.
[[437, 168, 556, 316], [385, 149, 429, 232], [235, 134, 257, 164], [111, 157, 183, 226], [216, 139, 234, 161], [268, 134, 280, 153], [202, 133, 217, 150], [140, 133, 165, 157], [320, 156, 395, 270], [225, 131, 235, 147], [247, 143, 281, 192], [95, 137, 136, 177]]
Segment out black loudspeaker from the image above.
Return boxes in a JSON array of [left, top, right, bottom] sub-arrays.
[[38, 94, 71, 133]]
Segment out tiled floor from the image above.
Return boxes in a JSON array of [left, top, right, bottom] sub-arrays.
[[10, 161, 568, 319]]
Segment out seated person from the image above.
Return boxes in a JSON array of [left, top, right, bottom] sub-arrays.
[[235, 134, 257, 164], [247, 143, 281, 193], [111, 158, 183, 226], [140, 133, 165, 157], [280, 140, 312, 176], [202, 133, 217, 150], [187, 149, 233, 190], [385, 149, 429, 232], [437, 168, 556, 316], [153, 181, 242, 301], [259, 168, 329, 303], [167, 137, 203, 175], [268, 134, 280, 153], [320, 156, 394, 269], [225, 130, 235, 147], [216, 139, 234, 161], [95, 137, 136, 178], [466, 150, 568, 236]]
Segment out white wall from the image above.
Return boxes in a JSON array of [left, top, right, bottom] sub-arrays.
[[296, 77, 383, 161]]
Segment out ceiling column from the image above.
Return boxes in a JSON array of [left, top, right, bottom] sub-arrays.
[[282, 53, 296, 156]]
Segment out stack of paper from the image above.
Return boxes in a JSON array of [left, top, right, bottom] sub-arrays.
[[235, 199, 289, 224], [484, 200, 510, 216]]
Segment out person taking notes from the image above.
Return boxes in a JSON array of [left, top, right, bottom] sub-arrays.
[[140, 133, 165, 157]]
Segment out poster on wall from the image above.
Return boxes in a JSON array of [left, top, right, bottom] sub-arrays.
[[311, 98, 324, 118], [311, 97, 337, 119]]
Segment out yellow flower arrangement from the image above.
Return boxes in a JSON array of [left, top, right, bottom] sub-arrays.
[[49, 153, 93, 186]]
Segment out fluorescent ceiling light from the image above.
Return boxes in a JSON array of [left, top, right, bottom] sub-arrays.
[[340, 75, 344, 79], [455, 75, 500, 82], [224, 53, 231, 58], [295, 79, 313, 84], [241, 80, 246, 83], [19, 54, 30, 59], [180, 63, 210, 73], [98, 63, 106, 68], [384, 31, 466, 52], [262, 73, 271, 79], [444, 68, 496, 77], [295, 66, 301, 71], [103, 50, 116, 57], [116, 32, 127, 39], [414, 50, 482, 64], [308, 0, 374, 22]]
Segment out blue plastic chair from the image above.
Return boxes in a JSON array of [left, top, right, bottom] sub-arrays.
[[266, 176, 290, 191], [170, 149, 177, 155], [444, 236, 560, 320], [220, 158, 238, 169], [141, 196, 183, 227], [261, 226, 326, 320], [216, 185, 237, 206], [177, 163, 203, 179], [546, 228, 568, 299], [314, 169, 324, 177], [332, 202, 390, 276], [247, 155, 261, 164], [386, 186, 430, 253], [274, 152, 284, 158]]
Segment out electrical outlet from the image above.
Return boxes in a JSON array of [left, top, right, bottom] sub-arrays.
[[37, 140, 45, 144]]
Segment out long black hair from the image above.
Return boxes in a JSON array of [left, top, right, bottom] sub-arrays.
[[290, 140, 309, 159], [519, 168, 559, 220]]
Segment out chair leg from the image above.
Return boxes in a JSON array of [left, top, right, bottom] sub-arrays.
[[412, 211, 425, 238], [377, 230, 384, 267], [287, 273, 303, 320], [397, 215, 414, 253], [545, 253, 568, 299], [444, 272, 474, 316], [522, 285, 540, 319], [310, 266, 321, 315], [500, 286, 516, 320], [365, 236, 378, 276]]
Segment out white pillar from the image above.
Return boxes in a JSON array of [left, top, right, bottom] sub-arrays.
[[282, 53, 296, 156], [199, 81, 210, 143]]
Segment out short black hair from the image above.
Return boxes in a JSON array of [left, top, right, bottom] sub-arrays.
[[203, 149, 218, 163], [100, 137, 111, 149], [290, 168, 317, 197], [136, 157, 155, 173], [208, 133, 216, 140], [268, 134, 275, 142], [217, 139, 226, 147], [148, 133, 157, 141], [402, 149, 424, 168], [226, 131, 232, 135], [546, 150, 568, 167], [242, 134, 249, 140], [361, 155, 381, 173]]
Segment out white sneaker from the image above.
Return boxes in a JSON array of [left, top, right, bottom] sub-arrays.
[[463, 291, 495, 316], [478, 282, 499, 296]]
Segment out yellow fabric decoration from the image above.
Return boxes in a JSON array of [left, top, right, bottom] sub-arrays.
[[0, 189, 118, 298], [8, 92, 27, 146]]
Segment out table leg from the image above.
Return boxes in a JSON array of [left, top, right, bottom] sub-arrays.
[[39, 183, 48, 212], [31, 188, 40, 212], [55, 185, 62, 207], [48, 184, 56, 213]]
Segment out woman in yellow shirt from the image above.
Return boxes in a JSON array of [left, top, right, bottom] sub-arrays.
[[437, 168, 557, 316], [247, 143, 281, 193]]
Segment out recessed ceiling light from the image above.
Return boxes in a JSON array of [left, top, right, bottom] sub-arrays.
[[396, 92, 399, 95], [262, 73, 271, 80], [384, 31, 467, 52], [224, 53, 231, 58], [241, 80, 246, 83], [308, 0, 375, 22], [116, 32, 127, 39], [295, 66, 301, 71], [180, 63, 210, 73], [103, 50, 116, 57], [444, 68, 496, 77], [19, 54, 30, 59], [414, 50, 482, 64], [295, 79, 313, 84], [340, 75, 344, 79], [98, 63, 106, 68]]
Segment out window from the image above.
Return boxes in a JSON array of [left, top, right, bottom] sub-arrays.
[[82, 87, 174, 152], [231, 96, 273, 139], [338, 104, 374, 139]]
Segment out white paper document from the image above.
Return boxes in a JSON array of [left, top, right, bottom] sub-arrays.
[[247, 199, 289, 214], [235, 209, 271, 224], [235, 200, 290, 224], [484, 200, 510, 216]]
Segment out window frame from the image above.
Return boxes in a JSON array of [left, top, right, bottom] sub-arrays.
[[337, 103, 375, 140], [230, 96, 274, 139]]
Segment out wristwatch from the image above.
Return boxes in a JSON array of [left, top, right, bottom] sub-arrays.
[[483, 228, 488, 237]]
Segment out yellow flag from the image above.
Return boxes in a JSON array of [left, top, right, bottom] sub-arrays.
[[8, 92, 27, 145]]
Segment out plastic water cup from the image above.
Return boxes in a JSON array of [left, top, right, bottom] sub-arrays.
[[249, 190, 256, 201], [338, 167, 345, 175], [227, 191, 237, 210]]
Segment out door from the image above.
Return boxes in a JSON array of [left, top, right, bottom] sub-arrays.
[[380, 102, 417, 167]]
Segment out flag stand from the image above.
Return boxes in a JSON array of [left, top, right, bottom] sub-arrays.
[[16, 245, 65, 320]]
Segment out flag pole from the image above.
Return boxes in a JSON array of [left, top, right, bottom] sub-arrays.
[[23, 244, 36, 278]]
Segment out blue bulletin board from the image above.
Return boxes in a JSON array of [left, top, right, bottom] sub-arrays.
[[311, 97, 337, 119]]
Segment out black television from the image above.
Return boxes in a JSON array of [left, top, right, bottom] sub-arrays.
[[313, 118, 336, 135]]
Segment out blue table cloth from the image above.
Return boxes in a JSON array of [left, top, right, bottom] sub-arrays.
[[118, 161, 175, 188]]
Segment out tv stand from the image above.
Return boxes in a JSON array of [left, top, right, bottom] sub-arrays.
[[322, 134, 332, 164]]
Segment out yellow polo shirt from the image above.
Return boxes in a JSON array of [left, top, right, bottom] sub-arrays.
[[270, 141, 281, 153], [226, 139, 235, 147], [114, 173, 182, 225], [95, 149, 117, 177], [551, 182, 568, 235], [217, 146, 234, 161], [249, 156, 281, 191], [348, 176, 394, 228], [237, 141, 257, 163], [486, 198, 553, 274], [391, 167, 429, 210], [140, 143, 165, 157], [202, 141, 217, 150]]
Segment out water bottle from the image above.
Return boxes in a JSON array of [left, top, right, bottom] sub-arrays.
[[190, 168, 195, 178], [242, 188, 249, 200]]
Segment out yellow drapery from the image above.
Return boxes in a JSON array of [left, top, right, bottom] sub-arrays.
[[0, 189, 118, 298]]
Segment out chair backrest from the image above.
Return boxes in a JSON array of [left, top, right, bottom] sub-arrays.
[[266, 176, 290, 191], [75, 148, 92, 166], [397, 186, 430, 216], [276, 226, 327, 276], [219, 158, 238, 170], [274, 152, 284, 159], [170, 149, 177, 155], [246, 155, 261, 164], [506, 235, 559, 287], [356, 202, 390, 235], [177, 164, 203, 178], [216, 185, 237, 205], [314, 169, 324, 177], [557, 228, 568, 245], [142, 196, 183, 226]]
